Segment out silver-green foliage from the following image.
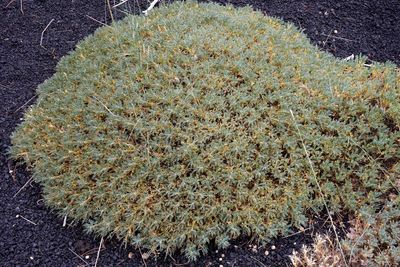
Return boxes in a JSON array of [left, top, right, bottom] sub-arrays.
[[342, 197, 400, 266], [10, 1, 399, 260]]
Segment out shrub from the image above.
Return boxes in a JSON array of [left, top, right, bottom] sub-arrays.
[[290, 234, 343, 267], [342, 197, 400, 266], [10, 0, 399, 261], [290, 196, 400, 266]]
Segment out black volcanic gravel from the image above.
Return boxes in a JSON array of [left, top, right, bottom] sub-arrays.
[[1, 0, 399, 266]]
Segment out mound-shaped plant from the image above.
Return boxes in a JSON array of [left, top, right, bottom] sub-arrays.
[[10, 1, 399, 260]]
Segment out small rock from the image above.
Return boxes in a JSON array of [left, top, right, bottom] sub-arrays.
[[265, 250, 269, 256], [333, 29, 338, 34], [128, 252, 134, 259], [271, 245, 276, 250]]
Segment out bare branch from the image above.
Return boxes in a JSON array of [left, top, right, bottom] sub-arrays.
[[40, 19, 55, 49], [143, 0, 161, 16]]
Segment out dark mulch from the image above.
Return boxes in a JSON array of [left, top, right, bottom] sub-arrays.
[[0, 0, 398, 266]]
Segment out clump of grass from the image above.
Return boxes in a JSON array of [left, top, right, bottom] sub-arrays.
[[290, 234, 343, 267], [10, 1, 399, 261]]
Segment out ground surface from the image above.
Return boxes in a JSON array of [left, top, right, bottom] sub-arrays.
[[0, 0, 399, 266]]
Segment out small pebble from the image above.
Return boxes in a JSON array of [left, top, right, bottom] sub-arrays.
[[128, 252, 134, 259], [251, 247, 258, 253], [85, 255, 90, 260], [265, 250, 269, 256], [234, 245, 238, 249], [219, 265, 224, 267], [219, 258, 223, 261], [221, 253, 225, 258], [29, 256, 34, 260], [271, 245, 276, 250], [293, 242, 297, 245], [333, 30, 338, 34]]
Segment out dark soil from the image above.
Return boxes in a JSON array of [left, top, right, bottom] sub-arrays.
[[0, 0, 399, 266]]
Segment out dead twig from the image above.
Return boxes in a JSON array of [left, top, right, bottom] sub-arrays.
[[86, 15, 112, 28], [106, 0, 114, 21], [91, 96, 117, 117], [13, 95, 36, 113], [143, 0, 161, 15], [321, 33, 357, 42], [13, 176, 33, 198], [5, 0, 16, 8], [322, 30, 333, 47], [40, 18, 55, 49], [250, 256, 267, 267], [4, 0, 22, 13], [82, 246, 106, 257], [289, 109, 349, 267], [16, 214, 37, 225], [168, 254, 190, 266], [62, 215, 68, 227], [113, 0, 128, 8], [283, 227, 311, 239], [94, 237, 104, 267], [138, 247, 148, 267], [68, 248, 89, 266]]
